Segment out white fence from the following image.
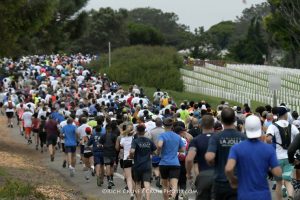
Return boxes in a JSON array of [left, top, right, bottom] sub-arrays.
[[180, 64, 300, 112]]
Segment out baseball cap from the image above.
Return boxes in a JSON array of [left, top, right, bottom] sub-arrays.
[[245, 115, 262, 139], [277, 106, 288, 117], [85, 127, 92, 134]]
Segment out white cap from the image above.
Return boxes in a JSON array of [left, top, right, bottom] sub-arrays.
[[108, 111, 113, 116], [201, 104, 207, 110], [293, 120, 300, 128], [245, 115, 262, 139]]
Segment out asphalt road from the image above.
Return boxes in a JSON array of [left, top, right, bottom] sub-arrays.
[[7, 116, 282, 200]]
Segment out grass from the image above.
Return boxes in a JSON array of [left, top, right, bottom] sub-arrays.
[[123, 85, 242, 108], [0, 167, 45, 199]]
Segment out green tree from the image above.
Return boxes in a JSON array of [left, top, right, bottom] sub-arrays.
[[128, 23, 165, 45], [70, 8, 129, 54], [128, 8, 192, 48], [229, 18, 267, 64], [206, 21, 236, 50], [0, 0, 58, 57], [265, 0, 300, 68]]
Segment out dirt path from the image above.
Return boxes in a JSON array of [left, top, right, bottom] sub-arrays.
[[0, 116, 85, 199]]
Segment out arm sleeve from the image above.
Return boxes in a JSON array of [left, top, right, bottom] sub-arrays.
[[288, 134, 300, 163], [207, 135, 218, 153], [266, 125, 275, 136], [228, 145, 238, 161], [87, 136, 94, 146], [188, 138, 197, 151], [158, 135, 164, 143], [151, 140, 157, 152]]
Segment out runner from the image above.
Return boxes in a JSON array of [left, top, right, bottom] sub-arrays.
[[21, 108, 33, 144], [225, 115, 283, 200], [205, 107, 246, 200], [99, 122, 118, 189], [149, 118, 165, 188], [32, 113, 40, 150], [88, 125, 105, 186], [266, 106, 299, 199], [157, 118, 185, 200], [45, 115, 59, 162], [119, 125, 134, 200], [82, 127, 94, 182], [186, 115, 215, 200], [39, 115, 47, 153], [61, 118, 78, 177], [4, 98, 15, 128], [129, 124, 157, 200]]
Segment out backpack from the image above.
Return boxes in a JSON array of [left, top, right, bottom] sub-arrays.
[[8, 101, 13, 109], [273, 123, 292, 150]]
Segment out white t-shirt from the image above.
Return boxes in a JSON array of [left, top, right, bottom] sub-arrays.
[[25, 102, 35, 113], [120, 136, 133, 160], [76, 75, 85, 84], [77, 124, 91, 140], [267, 120, 299, 159], [4, 101, 15, 112], [22, 111, 33, 127], [145, 121, 156, 133]]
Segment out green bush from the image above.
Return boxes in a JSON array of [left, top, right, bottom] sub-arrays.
[[88, 45, 184, 91]]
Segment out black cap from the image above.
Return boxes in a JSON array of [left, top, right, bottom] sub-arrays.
[[277, 106, 288, 117]]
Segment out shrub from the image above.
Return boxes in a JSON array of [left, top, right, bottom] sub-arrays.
[[88, 45, 184, 91]]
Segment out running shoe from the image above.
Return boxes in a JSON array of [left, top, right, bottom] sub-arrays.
[[100, 177, 104, 185], [35, 145, 38, 150], [62, 160, 67, 168], [282, 187, 288, 198], [50, 155, 54, 162], [108, 181, 112, 189], [91, 169, 95, 177], [156, 177, 162, 188], [130, 195, 134, 200], [97, 176, 102, 187], [272, 183, 276, 190], [110, 181, 115, 187], [69, 167, 75, 177]]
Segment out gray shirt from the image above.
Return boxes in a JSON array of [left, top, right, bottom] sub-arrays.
[[150, 127, 165, 145]]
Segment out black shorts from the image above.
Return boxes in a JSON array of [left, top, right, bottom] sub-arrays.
[[32, 129, 39, 133], [47, 135, 57, 146], [61, 143, 66, 153], [80, 145, 84, 155], [65, 146, 76, 153], [159, 165, 181, 180], [121, 160, 133, 169], [103, 156, 116, 166], [94, 152, 104, 165], [133, 169, 152, 183], [6, 112, 13, 118], [84, 152, 93, 158]]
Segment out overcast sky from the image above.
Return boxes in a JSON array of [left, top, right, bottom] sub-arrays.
[[85, 0, 266, 31]]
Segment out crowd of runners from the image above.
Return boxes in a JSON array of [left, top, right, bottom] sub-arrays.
[[1, 54, 300, 200]]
